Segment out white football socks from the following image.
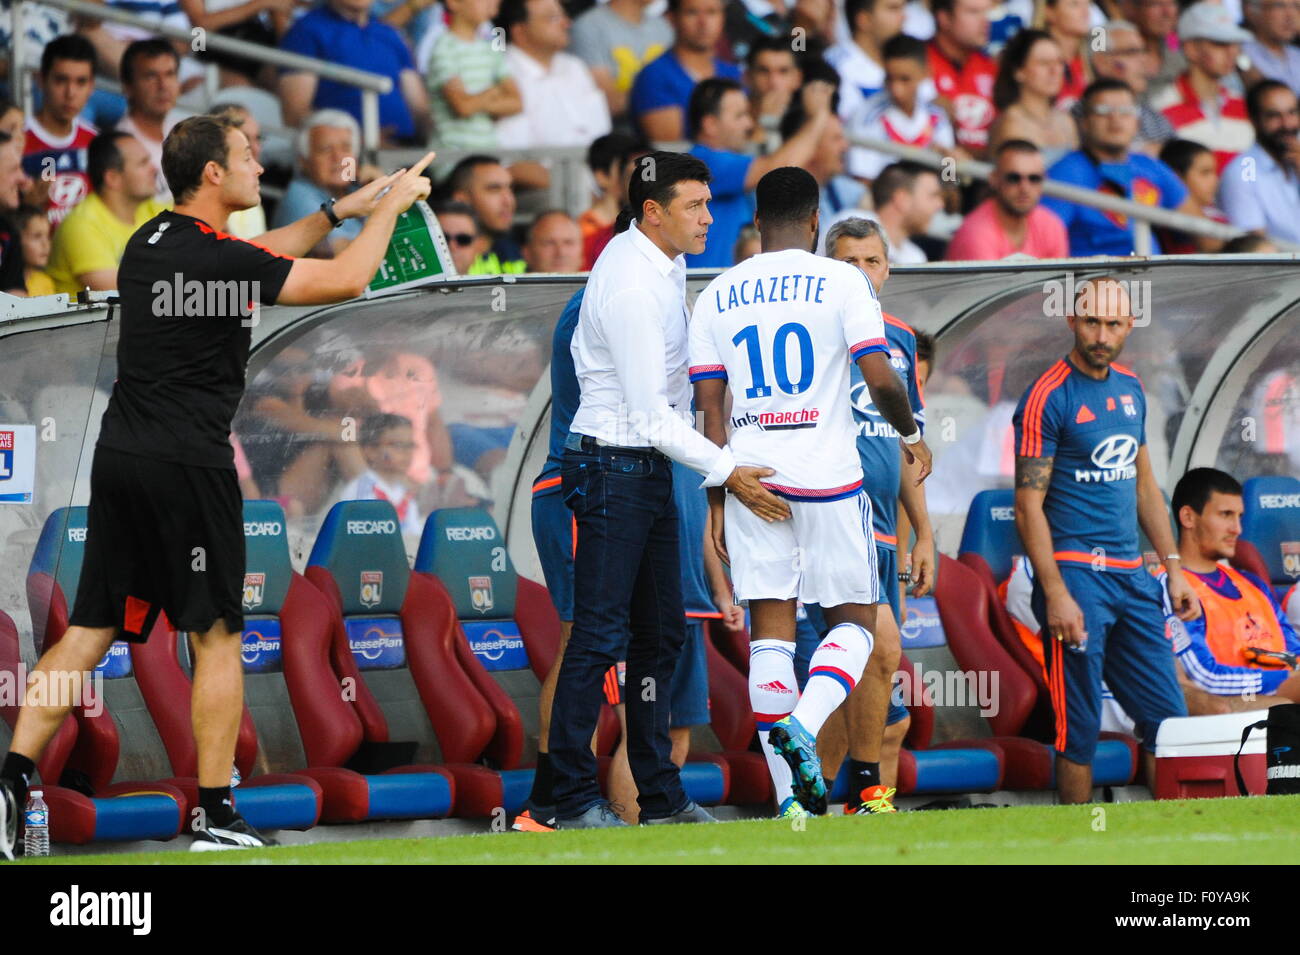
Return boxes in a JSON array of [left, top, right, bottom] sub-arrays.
[[792, 622, 874, 738], [749, 638, 798, 805]]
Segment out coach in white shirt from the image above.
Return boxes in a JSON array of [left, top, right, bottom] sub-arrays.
[[494, 0, 612, 150], [549, 151, 788, 828]]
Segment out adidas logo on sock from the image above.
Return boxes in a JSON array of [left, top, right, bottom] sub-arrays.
[[821, 642, 847, 651], [757, 680, 793, 694]]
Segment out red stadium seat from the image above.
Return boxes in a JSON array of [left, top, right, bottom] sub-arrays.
[[413, 507, 726, 809]]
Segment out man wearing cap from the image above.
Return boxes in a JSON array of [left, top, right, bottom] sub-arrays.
[[1149, 3, 1256, 170]]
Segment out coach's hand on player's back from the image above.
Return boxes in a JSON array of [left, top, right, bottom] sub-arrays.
[[1046, 588, 1088, 648], [901, 436, 933, 485], [724, 466, 791, 523]]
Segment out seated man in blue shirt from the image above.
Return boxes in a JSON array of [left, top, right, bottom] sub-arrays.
[[274, 110, 371, 257], [279, 0, 431, 146], [1044, 78, 1199, 256], [628, 0, 741, 142], [687, 76, 837, 267]]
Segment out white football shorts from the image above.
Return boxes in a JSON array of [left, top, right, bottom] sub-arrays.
[[724, 489, 880, 608]]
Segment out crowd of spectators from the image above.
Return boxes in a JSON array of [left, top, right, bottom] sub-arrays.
[[0, 0, 1298, 299]]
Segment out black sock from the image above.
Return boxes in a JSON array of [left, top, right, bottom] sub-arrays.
[[849, 759, 882, 796], [199, 786, 236, 827], [1, 753, 35, 806], [529, 752, 554, 807]]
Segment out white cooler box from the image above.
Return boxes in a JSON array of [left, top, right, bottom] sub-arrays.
[[1153, 711, 1269, 799]]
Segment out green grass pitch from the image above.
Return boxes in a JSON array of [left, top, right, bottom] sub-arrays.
[[21, 796, 1300, 865]]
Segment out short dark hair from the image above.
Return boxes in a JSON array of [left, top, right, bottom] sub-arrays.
[[914, 330, 935, 366], [687, 77, 744, 140], [1221, 233, 1276, 253], [779, 62, 842, 138], [40, 33, 96, 78], [1081, 77, 1135, 110], [994, 29, 1054, 111], [755, 166, 819, 226], [1172, 468, 1243, 521], [444, 154, 504, 197], [1246, 78, 1293, 126], [627, 150, 711, 220], [13, 205, 48, 231], [586, 131, 646, 175], [882, 33, 928, 66], [845, 0, 883, 31], [746, 34, 799, 70], [1159, 138, 1212, 178], [433, 199, 479, 228], [494, 0, 529, 36], [995, 138, 1041, 159], [931, 0, 958, 17], [88, 130, 136, 192], [121, 37, 179, 86], [871, 161, 936, 208], [361, 412, 413, 447], [162, 114, 238, 202]]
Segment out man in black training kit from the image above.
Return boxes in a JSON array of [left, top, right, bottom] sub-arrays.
[[0, 115, 434, 855]]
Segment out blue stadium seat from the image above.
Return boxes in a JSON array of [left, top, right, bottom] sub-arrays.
[[957, 489, 1021, 585], [1240, 476, 1300, 598], [306, 499, 510, 818], [414, 506, 728, 810]]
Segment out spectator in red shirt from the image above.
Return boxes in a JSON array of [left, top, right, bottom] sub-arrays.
[[945, 139, 1069, 259], [1041, 0, 1091, 110], [22, 35, 98, 228], [926, 0, 997, 156], [1156, 138, 1228, 252], [1149, 3, 1255, 170], [577, 132, 646, 268]]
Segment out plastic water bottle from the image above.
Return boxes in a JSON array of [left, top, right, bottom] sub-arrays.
[[24, 790, 49, 858]]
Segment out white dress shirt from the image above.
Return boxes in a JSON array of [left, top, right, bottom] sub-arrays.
[[495, 46, 612, 149], [570, 221, 736, 485]]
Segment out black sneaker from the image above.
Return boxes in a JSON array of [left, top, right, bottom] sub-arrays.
[[190, 813, 279, 852], [0, 780, 15, 862]]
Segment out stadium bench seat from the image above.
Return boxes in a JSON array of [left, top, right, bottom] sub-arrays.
[[956, 489, 1055, 739], [691, 620, 771, 805], [413, 506, 727, 809], [893, 555, 1135, 791], [1239, 476, 1300, 599], [27, 507, 321, 837], [227, 500, 454, 822], [307, 499, 524, 818]]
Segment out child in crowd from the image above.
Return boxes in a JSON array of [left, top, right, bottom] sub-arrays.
[[1158, 139, 1227, 254], [15, 206, 54, 297], [845, 34, 955, 183], [425, 0, 521, 150], [339, 412, 426, 536]]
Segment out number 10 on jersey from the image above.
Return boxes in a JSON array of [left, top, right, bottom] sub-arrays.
[[732, 323, 814, 399]]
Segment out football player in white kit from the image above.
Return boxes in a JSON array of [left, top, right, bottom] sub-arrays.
[[689, 167, 933, 815]]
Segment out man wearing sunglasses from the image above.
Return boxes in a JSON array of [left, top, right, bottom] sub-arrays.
[[434, 200, 483, 275], [1044, 78, 1200, 256], [946, 139, 1068, 259]]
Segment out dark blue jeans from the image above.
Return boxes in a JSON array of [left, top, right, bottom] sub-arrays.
[[550, 436, 688, 819]]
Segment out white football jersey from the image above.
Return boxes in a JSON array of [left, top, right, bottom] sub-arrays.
[[688, 248, 888, 499]]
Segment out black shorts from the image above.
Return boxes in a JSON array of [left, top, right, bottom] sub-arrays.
[[69, 446, 245, 640]]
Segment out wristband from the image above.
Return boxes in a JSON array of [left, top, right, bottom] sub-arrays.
[[321, 197, 343, 229], [1165, 553, 1181, 562], [901, 429, 922, 446]]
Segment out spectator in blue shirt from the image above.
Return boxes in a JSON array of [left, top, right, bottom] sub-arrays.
[[686, 75, 837, 267], [279, 0, 431, 146], [1043, 78, 1198, 256], [629, 0, 741, 142]]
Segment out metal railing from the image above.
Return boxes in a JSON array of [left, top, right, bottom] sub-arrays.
[[848, 134, 1300, 254], [9, 0, 394, 156]]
